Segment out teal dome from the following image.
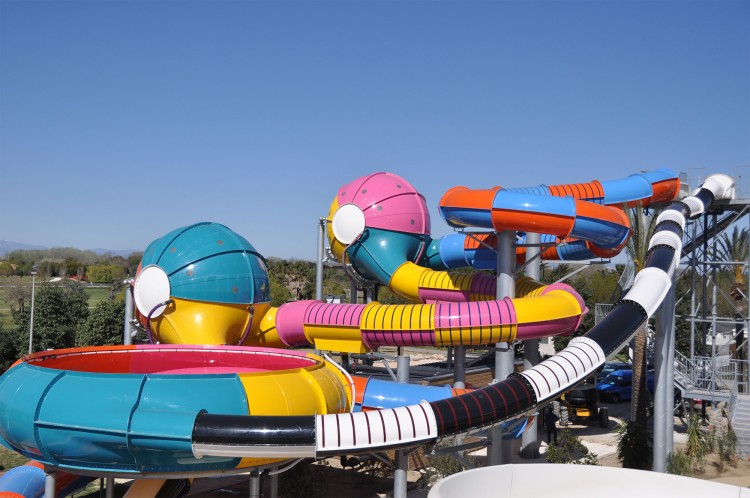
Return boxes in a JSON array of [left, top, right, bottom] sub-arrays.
[[140, 222, 270, 305]]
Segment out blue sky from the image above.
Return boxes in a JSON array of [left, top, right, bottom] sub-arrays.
[[1, 0, 748, 261]]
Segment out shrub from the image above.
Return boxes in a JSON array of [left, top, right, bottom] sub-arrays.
[[686, 414, 709, 459], [546, 429, 598, 465], [666, 449, 692, 476], [616, 420, 651, 470]]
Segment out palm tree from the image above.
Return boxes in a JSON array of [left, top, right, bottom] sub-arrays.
[[625, 205, 659, 429], [716, 226, 749, 304], [716, 226, 749, 387]]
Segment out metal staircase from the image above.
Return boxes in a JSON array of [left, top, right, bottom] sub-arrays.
[[729, 393, 750, 458], [673, 351, 736, 403], [727, 393, 750, 458]]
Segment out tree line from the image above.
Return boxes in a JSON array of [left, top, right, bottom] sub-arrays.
[[0, 247, 143, 282]]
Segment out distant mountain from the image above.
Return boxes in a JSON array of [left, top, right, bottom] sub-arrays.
[[0, 241, 140, 258], [0, 240, 47, 256]]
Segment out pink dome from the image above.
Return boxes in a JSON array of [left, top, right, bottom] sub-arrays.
[[335, 172, 431, 236]]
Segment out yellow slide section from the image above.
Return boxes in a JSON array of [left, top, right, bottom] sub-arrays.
[[389, 261, 493, 302]]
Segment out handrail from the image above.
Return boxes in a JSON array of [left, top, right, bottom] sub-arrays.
[[673, 350, 748, 402]]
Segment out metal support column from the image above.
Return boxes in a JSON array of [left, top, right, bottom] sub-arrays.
[[45, 469, 56, 498], [350, 280, 358, 304], [453, 346, 466, 389], [653, 278, 676, 472], [269, 472, 279, 498], [123, 279, 134, 345], [393, 355, 410, 498], [316, 218, 325, 301], [489, 230, 516, 465], [249, 471, 261, 498], [520, 232, 541, 459], [106, 476, 115, 498]]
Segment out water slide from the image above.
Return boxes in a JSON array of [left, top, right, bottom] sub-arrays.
[[134, 170, 680, 354], [0, 171, 734, 494], [187, 173, 734, 459]]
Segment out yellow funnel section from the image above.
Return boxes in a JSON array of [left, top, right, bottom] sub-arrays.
[[149, 297, 270, 345]]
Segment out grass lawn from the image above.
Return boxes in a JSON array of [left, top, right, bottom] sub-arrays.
[[0, 277, 116, 329], [0, 446, 30, 472], [0, 445, 129, 497]]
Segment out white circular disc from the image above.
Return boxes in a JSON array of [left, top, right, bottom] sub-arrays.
[[332, 203, 366, 244], [134, 265, 171, 318]]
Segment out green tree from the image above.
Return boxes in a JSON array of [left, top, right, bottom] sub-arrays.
[[11, 283, 89, 353], [716, 226, 749, 365], [76, 296, 125, 347], [270, 274, 293, 307], [0, 321, 23, 372], [87, 264, 127, 283]]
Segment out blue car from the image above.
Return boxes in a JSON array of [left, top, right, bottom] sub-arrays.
[[596, 369, 654, 403], [596, 361, 630, 383]]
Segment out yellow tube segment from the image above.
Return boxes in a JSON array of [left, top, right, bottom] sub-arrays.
[[435, 320, 516, 347], [388, 261, 428, 301], [249, 306, 287, 348], [419, 270, 474, 296], [360, 302, 435, 332], [305, 322, 370, 354], [515, 276, 551, 298], [150, 298, 271, 346], [389, 261, 492, 302], [513, 290, 585, 324]]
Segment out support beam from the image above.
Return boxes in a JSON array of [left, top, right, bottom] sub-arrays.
[[123, 279, 134, 345], [249, 471, 261, 498], [520, 232, 541, 460], [490, 230, 516, 466], [269, 472, 279, 498], [316, 218, 325, 301], [653, 278, 676, 472], [393, 355, 410, 498], [45, 469, 56, 498], [453, 345, 466, 389]]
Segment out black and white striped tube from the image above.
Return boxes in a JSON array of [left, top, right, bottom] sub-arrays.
[[190, 174, 735, 460]]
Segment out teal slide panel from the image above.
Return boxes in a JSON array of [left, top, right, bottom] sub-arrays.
[[140, 224, 197, 267], [347, 228, 424, 283], [145, 222, 258, 273], [168, 251, 268, 304], [36, 371, 146, 472], [128, 374, 247, 472], [0, 364, 63, 459]]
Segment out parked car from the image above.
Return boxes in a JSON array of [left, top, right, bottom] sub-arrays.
[[596, 361, 631, 382], [596, 369, 654, 403]]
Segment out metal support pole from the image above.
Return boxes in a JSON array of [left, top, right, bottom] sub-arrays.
[[653, 278, 676, 472], [350, 280, 358, 304], [316, 218, 325, 301], [490, 230, 516, 466], [269, 472, 279, 498], [28, 270, 36, 354], [394, 355, 410, 498], [123, 279, 134, 345], [701, 213, 709, 419], [105, 477, 115, 498], [520, 232, 541, 459], [453, 346, 466, 389], [249, 471, 261, 498], [690, 219, 697, 363], [45, 469, 56, 498], [711, 213, 719, 393]]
